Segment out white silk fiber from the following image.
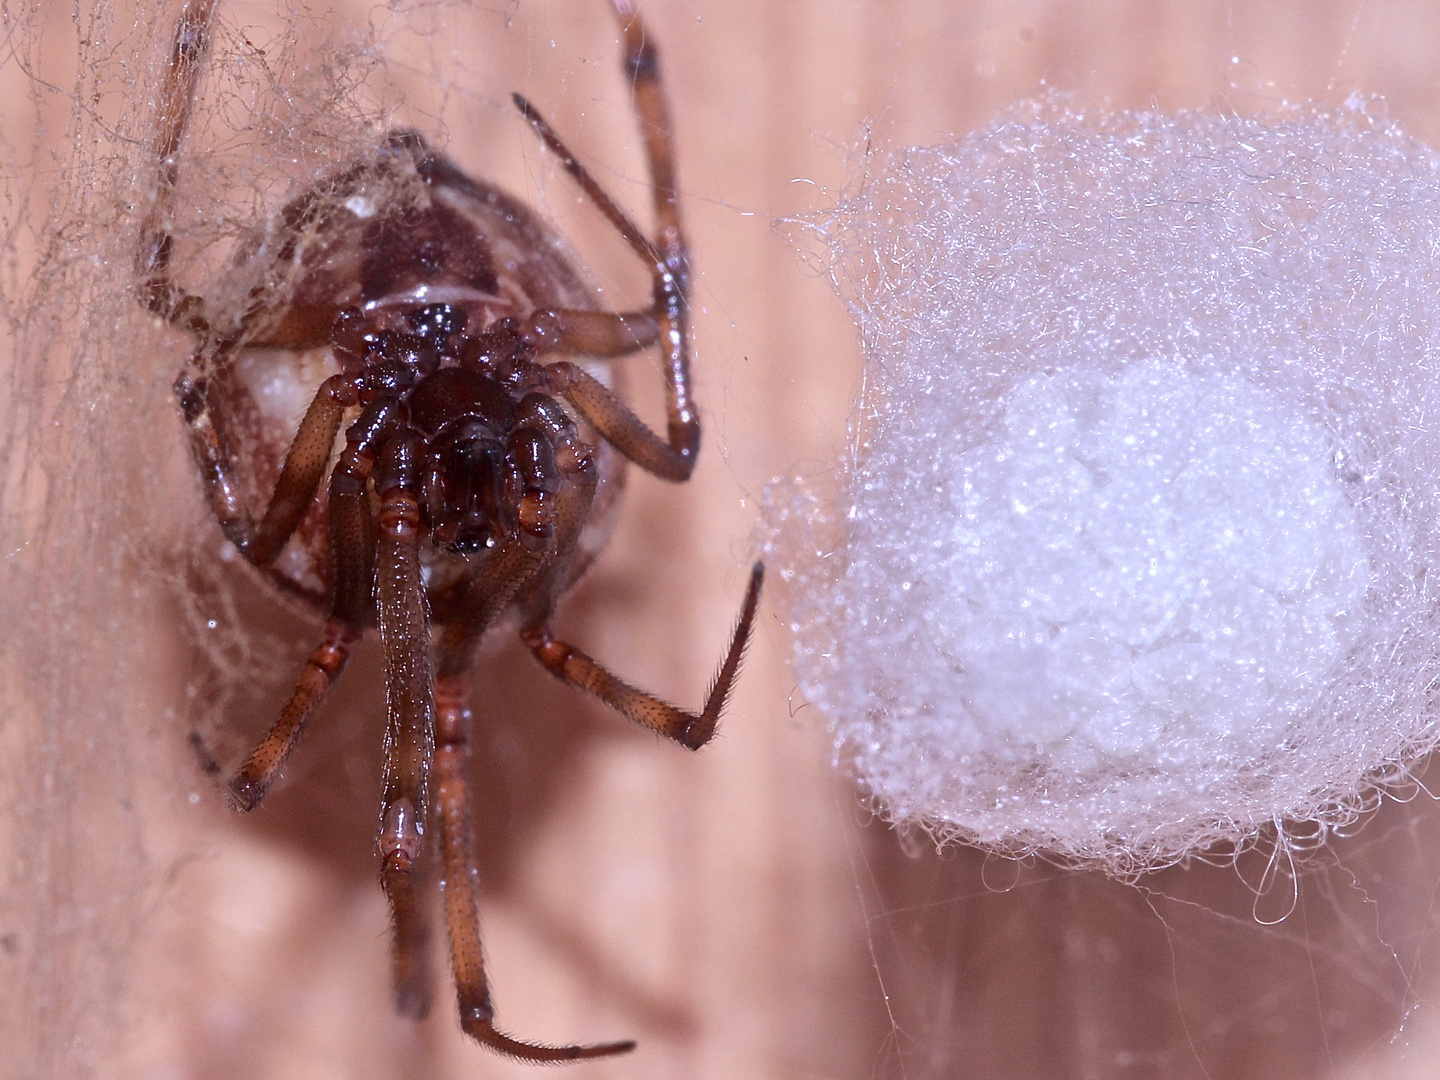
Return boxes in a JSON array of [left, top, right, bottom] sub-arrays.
[[766, 95, 1440, 875]]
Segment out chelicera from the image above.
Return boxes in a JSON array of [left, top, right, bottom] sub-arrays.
[[138, 0, 762, 1062]]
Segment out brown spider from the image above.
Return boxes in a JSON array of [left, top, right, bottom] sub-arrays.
[[138, 0, 762, 1063]]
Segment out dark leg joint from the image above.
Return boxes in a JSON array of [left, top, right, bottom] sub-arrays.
[[624, 39, 659, 81], [173, 371, 206, 421], [224, 771, 265, 813], [188, 731, 223, 778], [460, 1001, 495, 1030], [675, 713, 714, 751]]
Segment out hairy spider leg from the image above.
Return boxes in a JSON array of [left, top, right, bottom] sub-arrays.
[[371, 429, 441, 1028], [613, 0, 684, 277], [138, 0, 217, 332], [175, 369, 356, 566], [430, 672, 633, 1062], [375, 541, 550, 1025], [139, 0, 396, 341], [488, 391, 763, 754], [141, 0, 372, 583], [422, 418, 633, 1062], [539, 358, 692, 482], [512, 0, 698, 482], [522, 561, 764, 750], [215, 398, 391, 810], [419, 541, 549, 1030], [510, 7, 767, 748], [430, 671, 635, 1062]]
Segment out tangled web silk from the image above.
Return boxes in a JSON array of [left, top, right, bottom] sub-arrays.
[[766, 96, 1440, 875]]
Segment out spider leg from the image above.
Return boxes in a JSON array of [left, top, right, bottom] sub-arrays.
[[370, 430, 442, 1025], [218, 400, 393, 810], [425, 403, 631, 1058], [371, 537, 554, 1022], [150, 0, 350, 578], [610, 1, 685, 266], [437, 543, 553, 679], [517, 307, 658, 358], [510, 96, 668, 284], [429, 454, 632, 1061], [512, 2, 699, 481], [140, 0, 218, 331], [218, 618, 359, 812], [431, 666, 636, 1061], [175, 366, 358, 566], [538, 358, 689, 482], [523, 561, 763, 750]]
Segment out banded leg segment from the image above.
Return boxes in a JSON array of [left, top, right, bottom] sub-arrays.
[[512, 1, 699, 482], [140, 0, 219, 329], [220, 618, 359, 811], [523, 562, 764, 749], [393, 537, 546, 1022], [517, 307, 657, 358], [173, 357, 252, 555], [206, 400, 394, 811], [542, 359, 689, 482], [373, 433, 439, 1027], [175, 369, 357, 568], [434, 671, 635, 1062], [385, 809, 435, 1020], [609, 0, 697, 471], [437, 541, 550, 680], [612, 0, 684, 266], [426, 410, 634, 1060]]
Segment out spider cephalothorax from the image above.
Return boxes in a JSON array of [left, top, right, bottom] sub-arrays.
[[142, 0, 761, 1063]]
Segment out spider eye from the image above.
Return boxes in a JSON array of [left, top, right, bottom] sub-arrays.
[[407, 303, 466, 344]]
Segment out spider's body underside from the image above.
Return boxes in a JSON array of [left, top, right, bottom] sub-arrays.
[[200, 133, 631, 611], [140, 0, 762, 1062]]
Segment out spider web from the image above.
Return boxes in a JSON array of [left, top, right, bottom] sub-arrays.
[[765, 2, 1440, 1078], [11, 1, 1440, 1079], [0, 1, 678, 1075], [833, 789, 1440, 1079], [0, 2, 793, 1077]]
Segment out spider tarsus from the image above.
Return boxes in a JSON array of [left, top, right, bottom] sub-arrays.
[[459, 1007, 636, 1063], [693, 560, 765, 746], [224, 772, 265, 813], [189, 734, 266, 812]]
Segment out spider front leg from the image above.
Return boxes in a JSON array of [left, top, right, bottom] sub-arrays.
[[523, 561, 764, 750], [431, 667, 634, 1062], [426, 405, 633, 1061], [140, 0, 219, 331], [174, 367, 358, 569], [497, 395, 763, 748], [369, 431, 442, 1019], [513, 0, 699, 482], [216, 398, 391, 810]]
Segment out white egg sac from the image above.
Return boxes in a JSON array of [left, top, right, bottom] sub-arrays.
[[767, 95, 1440, 874]]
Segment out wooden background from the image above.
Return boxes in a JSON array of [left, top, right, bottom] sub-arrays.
[[12, 1, 1440, 1077]]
